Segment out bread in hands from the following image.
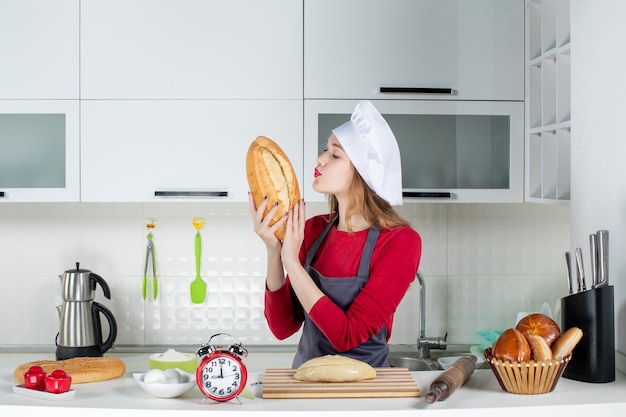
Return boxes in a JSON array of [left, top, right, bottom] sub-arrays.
[[246, 136, 301, 241]]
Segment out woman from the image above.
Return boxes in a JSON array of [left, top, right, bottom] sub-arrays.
[[249, 101, 421, 367]]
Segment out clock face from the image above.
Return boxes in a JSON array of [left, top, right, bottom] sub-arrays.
[[196, 352, 247, 401]]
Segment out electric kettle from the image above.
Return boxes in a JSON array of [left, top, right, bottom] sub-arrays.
[[56, 263, 118, 360]]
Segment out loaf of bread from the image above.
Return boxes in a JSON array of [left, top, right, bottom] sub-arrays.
[[14, 356, 126, 384], [246, 136, 301, 241], [551, 327, 583, 359], [516, 313, 561, 346], [491, 328, 531, 363], [293, 355, 376, 382]]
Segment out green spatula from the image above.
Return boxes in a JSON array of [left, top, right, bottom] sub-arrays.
[[190, 217, 206, 304]]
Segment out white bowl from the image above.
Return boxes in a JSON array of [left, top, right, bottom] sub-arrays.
[[133, 369, 196, 398], [437, 354, 484, 370]]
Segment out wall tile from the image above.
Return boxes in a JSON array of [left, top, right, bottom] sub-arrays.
[[0, 201, 569, 348]]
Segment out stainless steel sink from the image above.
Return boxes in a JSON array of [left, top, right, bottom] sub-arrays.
[[388, 355, 440, 371], [388, 346, 483, 371]]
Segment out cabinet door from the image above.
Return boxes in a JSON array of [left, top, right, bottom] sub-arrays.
[[81, 0, 302, 100], [304, 0, 524, 101], [304, 100, 524, 203], [81, 100, 303, 202], [0, 0, 79, 99], [0, 100, 80, 202]]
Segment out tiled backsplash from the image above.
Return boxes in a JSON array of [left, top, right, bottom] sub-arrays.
[[0, 202, 570, 348]]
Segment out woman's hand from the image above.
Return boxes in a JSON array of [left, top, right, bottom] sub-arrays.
[[248, 192, 287, 249], [281, 200, 305, 270]]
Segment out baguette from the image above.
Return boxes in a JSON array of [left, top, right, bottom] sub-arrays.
[[14, 356, 126, 384], [551, 327, 583, 359], [293, 355, 376, 382], [246, 136, 301, 241]]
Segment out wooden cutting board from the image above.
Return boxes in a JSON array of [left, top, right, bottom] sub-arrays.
[[262, 367, 420, 398]]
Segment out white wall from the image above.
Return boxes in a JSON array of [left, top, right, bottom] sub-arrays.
[[571, 1, 626, 366], [0, 201, 569, 349]]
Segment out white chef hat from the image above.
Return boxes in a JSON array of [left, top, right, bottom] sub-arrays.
[[332, 100, 403, 206]]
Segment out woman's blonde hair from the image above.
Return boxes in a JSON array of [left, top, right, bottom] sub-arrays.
[[328, 167, 411, 233]]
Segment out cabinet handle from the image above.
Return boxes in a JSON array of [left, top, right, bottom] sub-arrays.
[[402, 191, 452, 198], [380, 87, 454, 95], [154, 190, 228, 198]]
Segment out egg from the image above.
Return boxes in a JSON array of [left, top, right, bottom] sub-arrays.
[[164, 369, 182, 384], [143, 369, 167, 384]]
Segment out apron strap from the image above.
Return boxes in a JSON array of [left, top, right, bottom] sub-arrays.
[[357, 227, 381, 278], [305, 216, 339, 267]]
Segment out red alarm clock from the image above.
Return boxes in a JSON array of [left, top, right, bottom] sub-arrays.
[[195, 333, 248, 402]]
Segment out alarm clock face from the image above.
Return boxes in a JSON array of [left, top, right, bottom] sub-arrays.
[[196, 351, 248, 401]]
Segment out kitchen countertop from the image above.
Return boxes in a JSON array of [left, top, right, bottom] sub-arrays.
[[1, 350, 625, 416]]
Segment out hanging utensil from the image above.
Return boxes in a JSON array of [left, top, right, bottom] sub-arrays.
[[190, 217, 207, 304], [142, 218, 158, 301]]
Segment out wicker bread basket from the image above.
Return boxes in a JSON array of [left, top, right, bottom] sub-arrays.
[[483, 348, 572, 395]]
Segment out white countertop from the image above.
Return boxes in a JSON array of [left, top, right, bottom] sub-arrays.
[[1, 351, 625, 416]]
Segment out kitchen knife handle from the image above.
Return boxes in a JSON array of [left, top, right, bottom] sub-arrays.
[[589, 234, 598, 288], [564, 251, 573, 294], [575, 247, 586, 292], [596, 230, 609, 287]]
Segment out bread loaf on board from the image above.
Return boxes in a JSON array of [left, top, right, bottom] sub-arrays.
[[246, 136, 301, 241], [293, 355, 376, 382], [14, 356, 126, 384]]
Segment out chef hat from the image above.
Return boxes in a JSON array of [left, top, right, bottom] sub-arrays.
[[332, 101, 403, 206]]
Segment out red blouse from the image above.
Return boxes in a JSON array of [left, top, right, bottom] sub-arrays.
[[265, 214, 422, 352]]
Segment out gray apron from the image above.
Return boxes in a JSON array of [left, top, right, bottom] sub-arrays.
[[292, 216, 389, 368]]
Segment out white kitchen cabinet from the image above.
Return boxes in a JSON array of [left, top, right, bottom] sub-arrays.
[[0, 0, 79, 99], [80, 0, 302, 100], [0, 100, 80, 202], [305, 100, 524, 203], [80, 100, 303, 202], [525, 0, 571, 204], [304, 0, 524, 101]]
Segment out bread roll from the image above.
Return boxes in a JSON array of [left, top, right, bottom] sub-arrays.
[[551, 327, 583, 359], [516, 313, 561, 346], [525, 333, 552, 361], [491, 328, 531, 363], [246, 136, 301, 241], [14, 356, 126, 384], [293, 355, 376, 382]]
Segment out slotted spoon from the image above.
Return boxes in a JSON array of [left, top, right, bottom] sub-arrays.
[[190, 217, 206, 304]]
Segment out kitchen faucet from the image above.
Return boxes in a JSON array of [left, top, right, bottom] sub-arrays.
[[416, 271, 447, 359]]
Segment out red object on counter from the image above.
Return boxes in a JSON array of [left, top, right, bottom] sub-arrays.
[[44, 369, 72, 394], [23, 366, 47, 391]]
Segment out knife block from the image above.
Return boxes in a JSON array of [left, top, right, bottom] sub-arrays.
[[560, 286, 615, 383]]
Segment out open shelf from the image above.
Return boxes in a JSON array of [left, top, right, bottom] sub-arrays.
[[525, 0, 571, 204]]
